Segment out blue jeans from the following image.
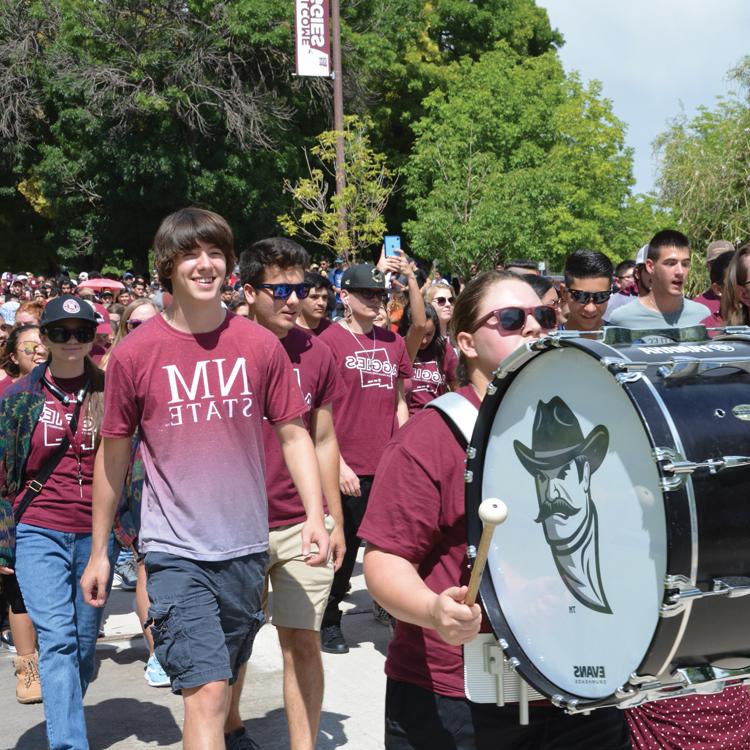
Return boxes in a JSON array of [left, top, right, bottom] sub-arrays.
[[15, 523, 116, 750]]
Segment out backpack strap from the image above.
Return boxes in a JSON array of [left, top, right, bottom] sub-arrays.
[[426, 392, 479, 448]]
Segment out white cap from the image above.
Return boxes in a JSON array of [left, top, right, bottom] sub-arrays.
[[635, 245, 649, 265], [78, 271, 89, 281]]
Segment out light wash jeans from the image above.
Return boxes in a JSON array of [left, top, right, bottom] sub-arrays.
[[15, 523, 116, 750]]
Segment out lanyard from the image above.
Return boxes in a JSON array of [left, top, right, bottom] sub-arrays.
[[42, 376, 89, 498]]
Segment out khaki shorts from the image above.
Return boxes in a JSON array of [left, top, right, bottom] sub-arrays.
[[264, 516, 334, 631]]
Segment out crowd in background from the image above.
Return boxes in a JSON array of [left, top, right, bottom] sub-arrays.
[[1, 227, 750, 750]]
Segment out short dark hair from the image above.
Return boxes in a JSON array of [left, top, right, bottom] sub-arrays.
[[505, 258, 539, 272], [648, 229, 690, 262], [710, 248, 735, 286], [521, 274, 554, 299], [615, 260, 636, 277], [304, 271, 331, 290], [564, 249, 613, 288], [239, 237, 310, 288], [153, 207, 235, 293]]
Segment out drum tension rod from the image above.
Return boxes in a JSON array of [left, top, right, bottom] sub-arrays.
[[653, 447, 750, 491], [661, 574, 750, 616]]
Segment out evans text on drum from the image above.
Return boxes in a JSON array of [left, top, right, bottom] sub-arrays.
[[465, 329, 750, 712]]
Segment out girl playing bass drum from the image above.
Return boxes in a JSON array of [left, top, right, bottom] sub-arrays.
[[359, 271, 633, 749]]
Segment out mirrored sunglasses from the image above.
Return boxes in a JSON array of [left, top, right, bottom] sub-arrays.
[[259, 283, 310, 300]]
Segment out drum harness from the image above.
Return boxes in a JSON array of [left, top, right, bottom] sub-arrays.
[[428, 392, 546, 725]]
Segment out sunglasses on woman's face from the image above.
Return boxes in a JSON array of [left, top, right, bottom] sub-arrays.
[[433, 295, 455, 306], [44, 325, 96, 344], [127, 318, 145, 329], [17, 343, 47, 356], [568, 289, 612, 305], [471, 305, 558, 334], [259, 283, 310, 300]]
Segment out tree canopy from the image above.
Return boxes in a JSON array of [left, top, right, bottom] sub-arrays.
[[0, 0, 668, 274], [403, 45, 663, 273]]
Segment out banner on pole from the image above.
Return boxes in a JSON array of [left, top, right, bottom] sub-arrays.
[[295, 0, 331, 77]]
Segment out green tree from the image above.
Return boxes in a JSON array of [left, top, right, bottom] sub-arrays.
[[0, 0, 329, 270], [278, 116, 397, 262], [340, 0, 562, 232], [654, 56, 750, 294], [403, 45, 661, 273]]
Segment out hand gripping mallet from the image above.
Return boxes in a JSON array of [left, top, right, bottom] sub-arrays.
[[465, 498, 508, 606]]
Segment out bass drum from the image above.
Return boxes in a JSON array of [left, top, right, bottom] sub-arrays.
[[465, 333, 750, 710]]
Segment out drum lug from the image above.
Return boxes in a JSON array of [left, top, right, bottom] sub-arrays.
[[600, 357, 648, 383], [485, 382, 497, 396], [661, 574, 701, 616], [654, 446, 750, 483], [658, 355, 750, 380], [661, 574, 750, 616], [464, 470, 474, 483], [466, 446, 477, 460]]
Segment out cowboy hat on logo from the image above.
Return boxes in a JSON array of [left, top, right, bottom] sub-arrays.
[[514, 396, 609, 474]]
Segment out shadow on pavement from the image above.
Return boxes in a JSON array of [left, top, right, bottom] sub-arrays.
[[247, 708, 350, 749], [14, 698, 182, 750]]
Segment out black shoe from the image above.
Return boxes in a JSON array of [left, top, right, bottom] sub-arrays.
[[320, 624, 349, 654]]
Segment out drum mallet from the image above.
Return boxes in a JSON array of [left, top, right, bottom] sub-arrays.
[[466, 498, 508, 606]]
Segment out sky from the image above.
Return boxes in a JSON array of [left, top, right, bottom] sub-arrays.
[[538, 0, 750, 195]]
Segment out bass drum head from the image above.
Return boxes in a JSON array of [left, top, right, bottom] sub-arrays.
[[481, 346, 667, 699]]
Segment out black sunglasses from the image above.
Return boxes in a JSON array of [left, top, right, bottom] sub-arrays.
[[127, 319, 144, 329], [568, 289, 612, 305], [43, 325, 96, 344], [471, 305, 557, 334], [433, 295, 455, 306], [259, 283, 310, 300], [350, 288, 387, 301]]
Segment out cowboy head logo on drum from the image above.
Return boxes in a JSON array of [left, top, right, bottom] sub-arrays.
[[514, 397, 612, 615]]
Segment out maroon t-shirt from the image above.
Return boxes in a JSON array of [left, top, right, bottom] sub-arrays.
[[103, 312, 306, 560], [358, 385, 483, 697], [405, 344, 458, 415], [264, 326, 340, 528], [306, 317, 332, 337], [18, 375, 96, 533], [627, 688, 750, 749], [319, 323, 413, 475]]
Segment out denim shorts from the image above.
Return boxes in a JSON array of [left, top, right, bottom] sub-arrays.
[[145, 551, 267, 693]]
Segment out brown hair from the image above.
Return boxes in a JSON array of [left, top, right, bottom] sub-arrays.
[[153, 207, 235, 293], [449, 270, 522, 386], [83, 356, 106, 443], [720, 244, 749, 326], [0, 324, 41, 378]]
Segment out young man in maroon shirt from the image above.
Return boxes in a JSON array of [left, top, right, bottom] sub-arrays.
[[81, 209, 329, 750], [240, 237, 345, 750], [296, 271, 334, 336], [318, 264, 413, 653]]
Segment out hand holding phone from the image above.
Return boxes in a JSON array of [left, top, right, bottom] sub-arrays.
[[384, 235, 401, 258]]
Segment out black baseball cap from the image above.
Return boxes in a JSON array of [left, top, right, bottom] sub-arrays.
[[40, 295, 97, 328], [341, 264, 386, 291]]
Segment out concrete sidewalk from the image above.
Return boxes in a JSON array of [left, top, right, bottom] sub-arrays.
[[2, 553, 390, 749]]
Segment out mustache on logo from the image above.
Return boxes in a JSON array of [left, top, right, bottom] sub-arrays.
[[535, 497, 581, 523]]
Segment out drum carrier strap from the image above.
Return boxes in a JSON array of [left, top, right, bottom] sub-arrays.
[[426, 393, 545, 724]]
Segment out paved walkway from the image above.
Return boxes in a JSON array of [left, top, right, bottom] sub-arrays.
[[2, 553, 390, 749]]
